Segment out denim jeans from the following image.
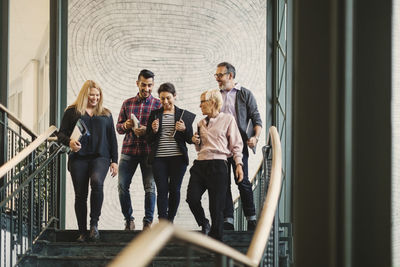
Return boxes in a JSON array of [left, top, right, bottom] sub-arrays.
[[152, 156, 187, 222], [118, 154, 156, 223], [69, 156, 109, 233], [224, 147, 256, 220]]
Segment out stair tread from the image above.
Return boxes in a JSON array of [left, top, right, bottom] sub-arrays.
[[21, 228, 253, 266]]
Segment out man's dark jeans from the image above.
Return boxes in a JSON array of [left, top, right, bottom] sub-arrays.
[[118, 154, 156, 223], [224, 147, 256, 221]]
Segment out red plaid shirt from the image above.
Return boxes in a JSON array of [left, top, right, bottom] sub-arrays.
[[116, 93, 161, 155]]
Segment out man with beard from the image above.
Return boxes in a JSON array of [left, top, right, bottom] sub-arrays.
[[116, 69, 161, 230], [214, 62, 262, 231]]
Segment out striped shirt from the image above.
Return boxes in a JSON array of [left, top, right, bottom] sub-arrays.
[[155, 114, 182, 157], [116, 93, 161, 155]]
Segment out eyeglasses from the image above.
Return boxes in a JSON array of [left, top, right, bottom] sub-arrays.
[[214, 73, 228, 79]]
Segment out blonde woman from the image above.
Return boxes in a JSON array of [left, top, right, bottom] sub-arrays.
[[186, 89, 243, 241], [58, 80, 118, 242]]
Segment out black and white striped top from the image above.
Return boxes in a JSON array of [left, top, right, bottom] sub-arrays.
[[155, 113, 182, 157]]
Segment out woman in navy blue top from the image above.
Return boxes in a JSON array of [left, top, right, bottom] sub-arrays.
[[58, 80, 118, 242], [146, 83, 194, 223]]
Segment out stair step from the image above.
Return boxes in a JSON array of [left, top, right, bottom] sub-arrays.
[[32, 241, 221, 257], [21, 253, 218, 267], [19, 255, 112, 267], [41, 229, 141, 243], [19, 229, 253, 266]]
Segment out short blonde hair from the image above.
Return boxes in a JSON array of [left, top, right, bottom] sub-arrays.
[[202, 89, 223, 112], [69, 80, 110, 116]]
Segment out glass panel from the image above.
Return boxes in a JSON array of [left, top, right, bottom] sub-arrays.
[[8, 0, 50, 134]]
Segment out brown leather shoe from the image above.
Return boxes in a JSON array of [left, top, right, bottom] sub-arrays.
[[125, 219, 135, 230], [143, 220, 152, 230]]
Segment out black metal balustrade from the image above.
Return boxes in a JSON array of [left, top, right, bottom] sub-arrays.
[[233, 143, 292, 266], [0, 104, 64, 267], [0, 104, 37, 165]]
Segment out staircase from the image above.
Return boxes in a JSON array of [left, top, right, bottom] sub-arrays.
[[18, 229, 253, 266]]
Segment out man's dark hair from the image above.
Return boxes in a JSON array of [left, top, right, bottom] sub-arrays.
[[217, 62, 236, 78], [138, 69, 155, 80], [158, 82, 176, 96]]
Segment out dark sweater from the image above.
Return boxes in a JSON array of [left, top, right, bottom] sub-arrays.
[[57, 107, 118, 164], [146, 106, 194, 165]]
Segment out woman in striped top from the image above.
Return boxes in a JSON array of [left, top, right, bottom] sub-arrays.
[[146, 83, 194, 222]]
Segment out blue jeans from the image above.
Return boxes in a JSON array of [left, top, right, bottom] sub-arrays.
[[118, 154, 156, 223], [152, 156, 187, 222]]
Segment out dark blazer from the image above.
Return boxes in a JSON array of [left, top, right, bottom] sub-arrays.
[[146, 106, 193, 165]]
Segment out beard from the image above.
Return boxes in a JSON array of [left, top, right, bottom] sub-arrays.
[[140, 89, 151, 98]]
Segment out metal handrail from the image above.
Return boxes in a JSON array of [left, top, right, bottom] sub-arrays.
[[0, 126, 58, 179], [109, 126, 282, 267], [0, 126, 64, 267], [0, 103, 37, 138], [0, 142, 63, 207]]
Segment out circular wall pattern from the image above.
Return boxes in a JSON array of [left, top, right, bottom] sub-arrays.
[[67, 0, 266, 230]]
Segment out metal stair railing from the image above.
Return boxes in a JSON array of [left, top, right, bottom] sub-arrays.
[[0, 122, 64, 267], [0, 104, 38, 166], [233, 141, 279, 266], [109, 126, 282, 267]]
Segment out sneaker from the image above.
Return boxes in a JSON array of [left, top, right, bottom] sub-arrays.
[[223, 222, 234, 231], [201, 221, 211, 236], [247, 220, 257, 231], [89, 225, 100, 241], [143, 220, 152, 230], [125, 219, 135, 231]]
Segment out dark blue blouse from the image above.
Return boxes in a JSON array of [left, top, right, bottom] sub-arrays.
[[57, 107, 118, 164]]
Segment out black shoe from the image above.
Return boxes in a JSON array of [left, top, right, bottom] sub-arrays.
[[143, 220, 152, 230], [223, 222, 234, 231], [76, 233, 86, 242], [89, 225, 100, 241], [201, 221, 211, 236], [247, 220, 257, 231]]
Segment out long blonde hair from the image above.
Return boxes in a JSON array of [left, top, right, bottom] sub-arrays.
[[69, 80, 110, 116]]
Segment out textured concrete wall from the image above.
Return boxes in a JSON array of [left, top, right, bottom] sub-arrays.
[[67, 0, 266, 230]]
